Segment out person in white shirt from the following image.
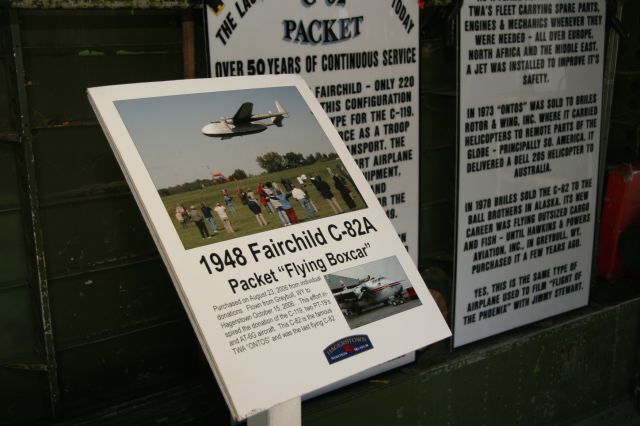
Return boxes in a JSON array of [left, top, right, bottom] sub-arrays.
[[291, 185, 316, 218], [214, 203, 235, 233]]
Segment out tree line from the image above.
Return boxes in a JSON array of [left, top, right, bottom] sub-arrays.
[[256, 151, 338, 173], [158, 151, 338, 196]]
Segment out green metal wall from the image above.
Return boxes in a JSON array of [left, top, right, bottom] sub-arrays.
[[0, 4, 638, 425], [0, 9, 227, 425], [1, 12, 49, 424]]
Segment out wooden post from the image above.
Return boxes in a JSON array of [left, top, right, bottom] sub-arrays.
[[182, 10, 196, 79]]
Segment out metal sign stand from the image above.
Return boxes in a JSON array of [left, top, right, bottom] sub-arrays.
[[248, 397, 301, 426]]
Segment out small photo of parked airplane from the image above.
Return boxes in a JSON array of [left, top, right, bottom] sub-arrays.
[[333, 275, 406, 316], [201, 101, 288, 139], [324, 256, 422, 329]]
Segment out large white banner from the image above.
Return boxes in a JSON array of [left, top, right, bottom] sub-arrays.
[[207, 0, 421, 262], [88, 75, 450, 420], [455, 0, 605, 347]]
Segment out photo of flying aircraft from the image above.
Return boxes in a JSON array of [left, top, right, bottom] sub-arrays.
[[201, 101, 288, 139], [332, 275, 406, 317]]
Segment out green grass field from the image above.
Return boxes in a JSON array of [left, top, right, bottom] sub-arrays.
[[161, 159, 367, 249]]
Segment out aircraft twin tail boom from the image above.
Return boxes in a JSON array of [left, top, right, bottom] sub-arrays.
[[201, 101, 288, 139]]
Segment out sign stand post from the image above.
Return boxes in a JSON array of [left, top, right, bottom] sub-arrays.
[[248, 397, 301, 426]]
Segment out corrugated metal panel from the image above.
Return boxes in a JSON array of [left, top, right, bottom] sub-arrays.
[[33, 127, 125, 200], [55, 320, 203, 416], [0, 369, 49, 424], [20, 12, 183, 128], [0, 145, 28, 287], [40, 197, 157, 275], [1, 9, 214, 424], [49, 260, 184, 347]]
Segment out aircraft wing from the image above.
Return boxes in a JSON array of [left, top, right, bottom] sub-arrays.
[[232, 102, 254, 123]]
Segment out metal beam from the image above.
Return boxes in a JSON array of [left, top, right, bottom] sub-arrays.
[[9, 9, 62, 420]]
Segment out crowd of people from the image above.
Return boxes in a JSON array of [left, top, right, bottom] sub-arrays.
[[174, 201, 234, 240], [171, 172, 359, 241]]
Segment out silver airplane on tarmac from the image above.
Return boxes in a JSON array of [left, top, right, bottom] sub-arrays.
[[201, 101, 288, 139], [333, 275, 406, 316]]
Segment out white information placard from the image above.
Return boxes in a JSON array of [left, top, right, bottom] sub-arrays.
[[88, 75, 450, 420], [207, 1, 421, 262], [455, 0, 605, 347]]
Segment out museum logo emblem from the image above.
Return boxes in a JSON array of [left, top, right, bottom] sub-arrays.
[[323, 335, 373, 364]]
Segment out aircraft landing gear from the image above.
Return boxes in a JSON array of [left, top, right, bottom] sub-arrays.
[[389, 295, 406, 306]]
